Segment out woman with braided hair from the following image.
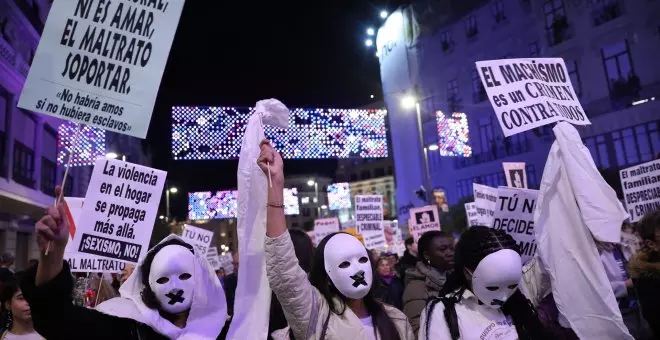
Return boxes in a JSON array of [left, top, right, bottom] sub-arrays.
[[419, 226, 550, 340]]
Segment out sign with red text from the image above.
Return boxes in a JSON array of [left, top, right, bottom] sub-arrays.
[[619, 159, 660, 222], [355, 195, 386, 250], [314, 218, 340, 244], [476, 58, 590, 137]]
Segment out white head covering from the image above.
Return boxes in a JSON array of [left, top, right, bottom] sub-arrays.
[[96, 234, 227, 339]]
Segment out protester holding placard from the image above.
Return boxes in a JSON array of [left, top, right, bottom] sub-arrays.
[[258, 140, 414, 340]]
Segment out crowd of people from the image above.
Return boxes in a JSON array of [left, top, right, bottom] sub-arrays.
[[0, 140, 656, 339]]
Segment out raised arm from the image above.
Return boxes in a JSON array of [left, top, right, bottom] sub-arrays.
[[258, 140, 322, 339]]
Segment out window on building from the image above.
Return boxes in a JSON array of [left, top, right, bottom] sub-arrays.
[[526, 164, 538, 189], [41, 158, 56, 196], [472, 68, 486, 103], [63, 174, 74, 197], [12, 141, 34, 188], [648, 122, 660, 158], [544, 0, 570, 46], [491, 0, 506, 23], [590, 0, 624, 26], [360, 170, 371, 180], [447, 79, 459, 101], [303, 208, 310, 217], [465, 15, 478, 39], [498, 172, 506, 186], [565, 60, 582, 97], [387, 166, 393, 175], [440, 30, 453, 52], [601, 40, 635, 93], [529, 42, 539, 57], [479, 117, 495, 154]]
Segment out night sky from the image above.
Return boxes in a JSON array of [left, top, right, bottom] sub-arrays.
[[145, 1, 399, 219]]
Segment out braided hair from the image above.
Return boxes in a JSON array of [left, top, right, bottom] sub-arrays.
[[425, 226, 548, 340]]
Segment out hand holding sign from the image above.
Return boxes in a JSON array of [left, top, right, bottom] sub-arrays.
[[36, 186, 70, 254]]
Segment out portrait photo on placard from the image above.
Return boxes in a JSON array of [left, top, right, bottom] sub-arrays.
[[415, 211, 435, 224], [509, 169, 525, 188]]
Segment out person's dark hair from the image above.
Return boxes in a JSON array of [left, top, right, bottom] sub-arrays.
[[637, 209, 660, 242], [417, 230, 449, 263], [404, 236, 414, 246], [309, 232, 402, 340], [0, 275, 20, 329], [140, 238, 194, 309], [425, 226, 548, 340]]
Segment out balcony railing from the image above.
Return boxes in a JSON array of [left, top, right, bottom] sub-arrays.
[[583, 79, 660, 119], [591, 0, 624, 27], [0, 130, 5, 178], [41, 157, 56, 197], [454, 138, 531, 169], [12, 141, 35, 188]]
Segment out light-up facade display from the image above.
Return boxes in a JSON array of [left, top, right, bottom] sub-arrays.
[[435, 111, 472, 157], [327, 182, 352, 210], [283, 188, 300, 216], [172, 106, 388, 160], [188, 190, 238, 220], [57, 121, 106, 167]]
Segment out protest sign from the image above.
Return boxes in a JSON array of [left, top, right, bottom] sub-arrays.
[[314, 218, 340, 244], [206, 246, 221, 271], [620, 159, 660, 222], [408, 205, 441, 242], [473, 183, 498, 226], [476, 58, 590, 137], [63, 197, 126, 272], [492, 187, 539, 264], [342, 227, 365, 245], [182, 224, 213, 255], [355, 195, 386, 250], [218, 252, 234, 273], [384, 220, 405, 256], [465, 202, 479, 228], [503, 162, 528, 188], [18, 0, 186, 138], [73, 158, 166, 263]]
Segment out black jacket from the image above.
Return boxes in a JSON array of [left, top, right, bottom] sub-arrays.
[[396, 251, 418, 283], [374, 276, 405, 311], [629, 251, 660, 339], [20, 261, 230, 340]]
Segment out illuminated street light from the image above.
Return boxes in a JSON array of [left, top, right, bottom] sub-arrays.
[[370, 94, 374, 99], [365, 39, 373, 47], [158, 215, 165, 220], [169, 187, 178, 193], [321, 205, 328, 210], [366, 27, 375, 36], [380, 10, 388, 19], [428, 144, 439, 151], [105, 152, 118, 159], [307, 179, 315, 186], [401, 95, 417, 109]]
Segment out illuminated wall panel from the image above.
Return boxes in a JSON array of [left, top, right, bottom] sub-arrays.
[[284, 188, 300, 215], [435, 111, 472, 157], [327, 182, 352, 210], [188, 190, 238, 220], [172, 107, 388, 160], [57, 121, 106, 167]]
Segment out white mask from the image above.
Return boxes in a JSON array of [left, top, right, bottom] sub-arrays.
[[469, 249, 522, 309], [148, 245, 196, 314], [324, 233, 372, 299]]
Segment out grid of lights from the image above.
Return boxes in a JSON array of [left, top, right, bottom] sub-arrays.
[[188, 190, 238, 220], [171, 107, 389, 160], [435, 111, 472, 158], [57, 122, 106, 167], [284, 188, 300, 216], [327, 182, 352, 210]]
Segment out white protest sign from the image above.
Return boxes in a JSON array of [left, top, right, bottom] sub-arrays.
[[492, 187, 539, 264], [408, 205, 441, 242], [63, 197, 126, 272], [355, 195, 386, 250], [620, 159, 660, 222], [384, 220, 405, 256], [465, 202, 479, 228], [18, 0, 186, 138], [73, 158, 166, 263], [476, 58, 590, 137], [182, 224, 214, 256], [219, 252, 234, 273], [503, 162, 528, 188], [314, 218, 340, 244], [206, 246, 221, 271], [473, 183, 498, 226]]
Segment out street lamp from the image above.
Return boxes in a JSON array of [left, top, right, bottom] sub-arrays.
[[307, 179, 321, 217], [165, 186, 178, 222], [380, 10, 388, 19], [105, 152, 126, 161], [428, 144, 439, 151], [365, 39, 373, 47], [366, 27, 375, 36], [401, 95, 432, 204]]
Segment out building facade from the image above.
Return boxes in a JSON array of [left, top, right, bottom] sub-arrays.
[[0, 0, 150, 269], [284, 175, 332, 230], [379, 0, 660, 225]]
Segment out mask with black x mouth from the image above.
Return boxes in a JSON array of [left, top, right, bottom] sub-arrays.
[[350, 270, 368, 287]]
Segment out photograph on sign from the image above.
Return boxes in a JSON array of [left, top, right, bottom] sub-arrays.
[[355, 195, 385, 250], [314, 218, 340, 244], [503, 162, 528, 189], [473, 183, 498, 226], [492, 187, 539, 264], [182, 225, 214, 256], [72, 158, 166, 263], [18, 0, 186, 138], [465, 203, 479, 228], [475, 58, 590, 137], [63, 197, 126, 272], [408, 205, 441, 242], [619, 159, 660, 222]]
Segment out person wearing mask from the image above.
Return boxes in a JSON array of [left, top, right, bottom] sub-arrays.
[[259, 140, 414, 339], [374, 257, 404, 310], [268, 228, 315, 340], [420, 226, 549, 340], [0, 276, 43, 339], [628, 209, 660, 338], [402, 230, 454, 336], [396, 237, 418, 283], [21, 186, 229, 339], [0, 254, 15, 285]]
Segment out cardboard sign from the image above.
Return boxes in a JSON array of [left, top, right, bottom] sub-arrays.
[[492, 187, 539, 264], [473, 183, 498, 226], [620, 159, 660, 222], [18, 0, 186, 138], [355, 195, 386, 250], [63, 197, 126, 272], [182, 224, 214, 255], [476, 58, 590, 137], [408, 205, 441, 242], [503, 162, 528, 188], [73, 158, 166, 263], [465, 202, 479, 228], [314, 218, 340, 245], [206, 246, 222, 271]]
